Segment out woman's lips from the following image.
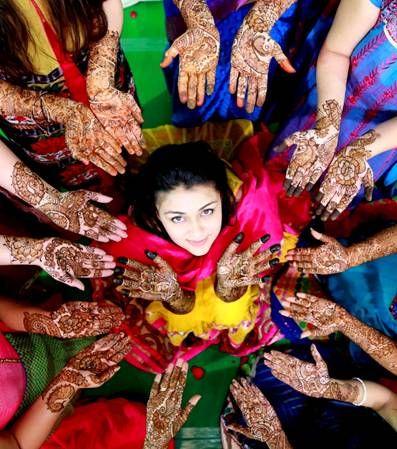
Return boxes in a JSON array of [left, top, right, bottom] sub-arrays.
[[186, 237, 208, 247]]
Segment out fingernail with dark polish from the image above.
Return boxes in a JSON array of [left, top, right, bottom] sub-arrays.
[[234, 232, 244, 244], [261, 275, 271, 283], [113, 277, 122, 286], [270, 258, 280, 267], [114, 267, 124, 276], [117, 256, 128, 264], [261, 234, 271, 243], [270, 244, 281, 253], [122, 289, 130, 296], [145, 250, 157, 260]]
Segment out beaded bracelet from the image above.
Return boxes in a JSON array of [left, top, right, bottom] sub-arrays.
[[352, 377, 368, 406]]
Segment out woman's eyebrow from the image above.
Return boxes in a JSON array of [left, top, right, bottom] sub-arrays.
[[164, 200, 218, 215], [199, 200, 218, 211]]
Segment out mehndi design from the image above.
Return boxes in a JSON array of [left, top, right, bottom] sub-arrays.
[[230, 0, 296, 113]]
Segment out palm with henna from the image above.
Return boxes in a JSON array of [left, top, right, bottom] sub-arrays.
[[228, 378, 292, 448], [144, 359, 201, 449]]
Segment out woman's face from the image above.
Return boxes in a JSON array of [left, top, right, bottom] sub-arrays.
[[156, 183, 223, 256]]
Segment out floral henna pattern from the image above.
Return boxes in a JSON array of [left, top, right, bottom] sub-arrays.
[[230, 0, 296, 113], [281, 293, 346, 337], [115, 254, 195, 314], [162, 0, 220, 108], [229, 379, 291, 448], [282, 100, 342, 196], [316, 130, 378, 220], [11, 161, 46, 206], [87, 31, 145, 156], [264, 345, 360, 403], [286, 229, 350, 275], [216, 234, 280, 302], [23, 302, 124, 338], [144, 360, 200, 449]]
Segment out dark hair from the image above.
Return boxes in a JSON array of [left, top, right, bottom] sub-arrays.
[[130, 141, 235, 238], [0, 0, 107, 78]]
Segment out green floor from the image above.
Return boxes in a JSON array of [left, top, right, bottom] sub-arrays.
[[83, 4, 239, 447]]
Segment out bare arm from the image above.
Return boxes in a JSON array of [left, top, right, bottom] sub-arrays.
[[102, 0, 123, 33]]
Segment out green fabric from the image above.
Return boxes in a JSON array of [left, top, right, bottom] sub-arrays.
[[5, 333, 93, 416]]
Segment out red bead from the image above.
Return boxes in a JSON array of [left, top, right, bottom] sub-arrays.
[[130, 10, 138, 19], [191, 366, 205, 380]]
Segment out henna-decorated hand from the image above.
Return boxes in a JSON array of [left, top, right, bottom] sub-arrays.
[[23, 301, 125, 338], [113, 251, 181, 302], [160, 0, 220, 109], [230, 0, 295, 113], [36, 189, 128, 242], [87, 31, 145, 156], [3, 236, 115, 290], [315, 131, 377, 221], [264, 344, 331, 398], [275, 100, 342, 196], [57, 102, 127, 176], [228, 378, 289, 446], [144, 359, 201, 449], [285, 228, 351, 274], [216, 233, 280, 302], [279, 292, 346, 338], [43, 333, 131, 413]]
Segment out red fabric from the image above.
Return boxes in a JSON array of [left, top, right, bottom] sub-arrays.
[[41, 398, 175, 449], [0, 333, 26, 430], [30, 0, 89, 105], [95, 133, 311, 291]]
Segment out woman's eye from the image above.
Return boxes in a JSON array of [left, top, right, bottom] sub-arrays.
[[171, 216, 184, 223], [202, 208, 214, 216]]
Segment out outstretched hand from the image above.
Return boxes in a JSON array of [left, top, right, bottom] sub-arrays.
[[144, 359, 201, 449]]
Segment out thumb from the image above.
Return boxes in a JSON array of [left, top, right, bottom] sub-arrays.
[[310, 344, 325, 366], [273, 134, 297, 153], [279, 57, 296, 74], [160, 45, 179, 68], [310, 228, 334, 244], [180, 395, 201, 421]]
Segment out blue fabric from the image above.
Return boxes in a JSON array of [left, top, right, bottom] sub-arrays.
[[163, 0, 339, 127], [224, 342, 397, 449], [370, 0, 382, 7]]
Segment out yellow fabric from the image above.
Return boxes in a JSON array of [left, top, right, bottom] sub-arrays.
[[146, 232, 298, 347], [14, 0, 58, 75], [146, 275, 260, 346]]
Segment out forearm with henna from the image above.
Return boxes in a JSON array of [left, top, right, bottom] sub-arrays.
[[316, 99, 342, 135], [247, 0, 296, 32], [322, 378, 361, 403], [340, 314, 397, 375], [0, 79, 77, 124], [174, 0, 216, 29], [215, 283, 247, 303], [86, 31, 120, 100], [347, 225, 397, 267], [42, 369, 82, 413]]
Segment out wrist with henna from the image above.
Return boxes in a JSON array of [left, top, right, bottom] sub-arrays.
[[0, 79, 78, 125], [42, 369, 82, 413], [247, 0, 297, 33], [174, 0, 217, 33], [322, 378, 361, 404], [0, 236, 45, 266], [215, 283, 247, 302], [86, 30, 120, 101], [315, 99, 342, 136], [164, 290, 195, 314]]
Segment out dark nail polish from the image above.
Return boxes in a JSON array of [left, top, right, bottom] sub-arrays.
[[261, 275, 271, 283], [270, 244, 281, 253], [260, 234, 270, 244], [117, 256, 128, 264], [234, 232, 244, 244], [113, 277, 122, 286], [122, 289, 130, 296], [270, 258, 279, 267], [114, 267, 124, 275], [145, 250, 157, 260]]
